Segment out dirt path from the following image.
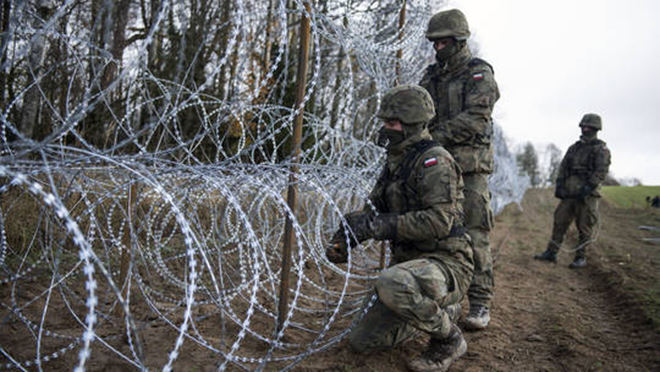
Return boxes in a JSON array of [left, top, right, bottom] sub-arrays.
[[2, 189, 658, 371], [300, 189, 660, 371]]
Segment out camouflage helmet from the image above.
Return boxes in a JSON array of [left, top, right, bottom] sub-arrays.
[[579, 113, 602, 130], [426, 9, 470, 41], [376, 84, 435, 125]]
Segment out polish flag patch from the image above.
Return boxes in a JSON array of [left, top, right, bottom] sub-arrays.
[[423, 157, 438, 167], [473, 72, 484, 80]]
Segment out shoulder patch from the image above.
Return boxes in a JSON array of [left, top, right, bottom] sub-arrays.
[[423, 157, 438, 167], [472, 72, 484, 80]]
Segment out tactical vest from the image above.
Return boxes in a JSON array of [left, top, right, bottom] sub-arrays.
[[372, 141, 470, 265], [379, 140, 439, 213], [559, 139, 609, 198], [423, 58, 497, 174], [425, 59, 494, 142]]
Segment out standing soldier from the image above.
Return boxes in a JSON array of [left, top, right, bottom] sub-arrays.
[[326, 85, 474, 371], [535, 114, 611, 268], [420, 9, 500, 330]]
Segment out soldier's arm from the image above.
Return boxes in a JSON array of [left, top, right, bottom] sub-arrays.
[[395, 150, 461, 241], [419, 66, 432, 92], [419, 66, 450, 145], [556, 151, 570, 185], [365, 167, 387, 213], [587, 144, 611, 188], [443, 67, 499, 145]]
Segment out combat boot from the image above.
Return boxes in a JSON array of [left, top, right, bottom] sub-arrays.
[[463, 305, 490, 331], [407, 324, 467, 372], [534, 249, 557, 263], [568, 257, 586, 268]]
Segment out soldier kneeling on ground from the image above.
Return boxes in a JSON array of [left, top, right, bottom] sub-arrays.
[[326, 85, 474, 372]]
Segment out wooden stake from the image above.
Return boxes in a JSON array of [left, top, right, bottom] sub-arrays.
[[277, 0, 311, 333], [395, 0, 407, 85]]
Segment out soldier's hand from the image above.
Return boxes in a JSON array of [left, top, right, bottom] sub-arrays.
[[370, 213, 398, 240], [342, 211, 375, 243], [325, 211, 374, 263], [325, 241, 348, 264], [579, 185, 592, 200]]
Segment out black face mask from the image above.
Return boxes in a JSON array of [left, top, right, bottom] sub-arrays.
[[580, 127, 598, 141], [435, 40, 461, 64], [376, 127, 405, 148]]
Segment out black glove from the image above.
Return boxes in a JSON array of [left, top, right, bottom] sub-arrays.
[[370, 213, 398, 240], [325, 211, 374, 263], [343, 211, 375, 242], [325, 212, 399, 263], [579, 185, 593, 200]]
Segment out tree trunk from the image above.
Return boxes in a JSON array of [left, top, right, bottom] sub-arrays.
[[101, 0, 131, 91], [216, 0, 233, 100], [0, 0, 11, 109], [18, 1, 55, 139]]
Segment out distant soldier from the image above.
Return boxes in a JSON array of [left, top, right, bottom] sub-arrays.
[[326, 85, 473, 371], [420, 8, 500, 330], [652, 196, 660, 208], [535, 113, 611, 268]]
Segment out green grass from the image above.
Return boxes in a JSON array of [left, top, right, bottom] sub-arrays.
[[600, 185, 660, 209]]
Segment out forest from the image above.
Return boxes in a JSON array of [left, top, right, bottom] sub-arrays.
[[0, 0, 541, 371]]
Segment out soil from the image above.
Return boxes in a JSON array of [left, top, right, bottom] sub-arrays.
[[295, 188, 660, 372], [2, 188, 659, 371]]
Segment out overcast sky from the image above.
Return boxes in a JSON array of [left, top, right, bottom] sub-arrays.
[[446, 0, 660, 185]]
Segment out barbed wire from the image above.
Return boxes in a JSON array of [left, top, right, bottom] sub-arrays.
[[0, 0, 527, 370]]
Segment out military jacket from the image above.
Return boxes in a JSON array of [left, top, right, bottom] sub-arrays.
[[420, 47, 500, 174], [556, 136, 611, 198], [368, 136, 472, 269]]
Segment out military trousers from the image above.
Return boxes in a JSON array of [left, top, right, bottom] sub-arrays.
[[348, 258, 470, 353], [547, 196, 599, 258], [462, 173, 494, 308]]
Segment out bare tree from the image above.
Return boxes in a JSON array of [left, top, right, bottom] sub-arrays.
[[18, 0, 56, 139], [517, 142, 541, 187], [546, 143, 562, 186]]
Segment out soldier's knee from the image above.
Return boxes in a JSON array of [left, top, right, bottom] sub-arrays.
[[375, 267, 413, 310]]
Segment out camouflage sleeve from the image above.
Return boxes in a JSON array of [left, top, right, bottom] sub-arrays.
[[419, 67, 450, 146], [396, 149, 461, 241], [366, 167, 387, 213], [556, 150, 570, 185], [443, 66, 499, 145], [587, 144, 611, 188], [419, 66, 432, 93]]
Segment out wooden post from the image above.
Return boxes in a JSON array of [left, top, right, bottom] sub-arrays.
[[395, 0, 407, 85], [116, 181, 137, 317], [277, 0, 311, 332]]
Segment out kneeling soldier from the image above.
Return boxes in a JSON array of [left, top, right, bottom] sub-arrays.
[[326, 85, 474, 371]]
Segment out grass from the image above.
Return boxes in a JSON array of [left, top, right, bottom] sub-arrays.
[[600, 185, 660, 209]]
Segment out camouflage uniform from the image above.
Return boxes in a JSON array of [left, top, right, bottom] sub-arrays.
[[543, 114, 611, 263], [420, 30, 500, 313], [348, 133, 474, 352], [326, 86, 473, 366]]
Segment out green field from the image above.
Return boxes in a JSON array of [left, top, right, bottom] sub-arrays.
[[601, 185, 660, 209]]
